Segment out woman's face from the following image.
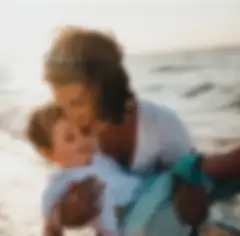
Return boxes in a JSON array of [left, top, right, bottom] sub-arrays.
[[51, 82, 106, 133]]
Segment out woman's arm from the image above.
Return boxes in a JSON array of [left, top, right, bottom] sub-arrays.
[[202, 146, 240, 179], [170, 145, 240, 228], [172, 146, 240, 226], [43, 203, 63, 236], [43, 223, 63, 236], [153, 106, 240, 179]]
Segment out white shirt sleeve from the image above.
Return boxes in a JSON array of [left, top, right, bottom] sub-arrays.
[[158, 106, 194, 166], [134, 101, 194, 170]]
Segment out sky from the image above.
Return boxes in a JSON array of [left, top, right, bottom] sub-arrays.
[[0, 0, 239, 88], [7, 0, 240, 54]]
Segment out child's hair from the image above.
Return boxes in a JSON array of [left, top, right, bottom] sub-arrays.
[[44, 26, 132, 124], [26, 103, 64, 149]]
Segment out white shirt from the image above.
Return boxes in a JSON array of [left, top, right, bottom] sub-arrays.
[[132, 100, 193, 171], [42, 154, 141, 236]]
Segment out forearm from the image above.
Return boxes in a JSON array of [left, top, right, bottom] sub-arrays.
[[43, 226, 62, 236], [202, 146, 240, 178]]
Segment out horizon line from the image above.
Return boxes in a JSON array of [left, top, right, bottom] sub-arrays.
[[126, 43, 240, 56]]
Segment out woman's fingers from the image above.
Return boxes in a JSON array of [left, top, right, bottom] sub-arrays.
[[59, 178, 100, 227], [47, 201, 62, 230], [173, 179, 209, 227]]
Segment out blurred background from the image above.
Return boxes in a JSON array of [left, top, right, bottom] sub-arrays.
[[0, 0, 240, 235]]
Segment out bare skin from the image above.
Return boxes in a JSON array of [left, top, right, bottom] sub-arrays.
[[98, 101, 137, 168], [202, 146, 240, 179]]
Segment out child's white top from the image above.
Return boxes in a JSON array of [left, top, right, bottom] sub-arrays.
[[42, 153, 141, 236]]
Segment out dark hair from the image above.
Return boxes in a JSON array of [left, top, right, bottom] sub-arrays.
[[26, 103, 64, 149], [44, 26, 133, 124]]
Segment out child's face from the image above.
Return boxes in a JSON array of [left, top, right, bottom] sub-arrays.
[[48, 118, 96, 167]]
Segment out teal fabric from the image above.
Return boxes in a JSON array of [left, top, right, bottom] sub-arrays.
[[120, 172, 191, 236], [120, 152, 240, 236], [170, 152, 214, 191], [171, 152, 240, 198]]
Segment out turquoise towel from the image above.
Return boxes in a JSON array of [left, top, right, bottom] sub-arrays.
[[120, 152, 240, 236], [120, 173, 191, 236], [171, 152, 240, 201]]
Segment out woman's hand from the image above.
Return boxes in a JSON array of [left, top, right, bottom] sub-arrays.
[[59, 183, 88, 227], [43, 203, 62, 236], [173, 178, 210, 227], [48, 178, 102, 228]]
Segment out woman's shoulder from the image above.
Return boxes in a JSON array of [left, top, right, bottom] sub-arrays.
[[137, 99, 181, 125]]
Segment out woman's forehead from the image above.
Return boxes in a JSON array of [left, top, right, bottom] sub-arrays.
[[53, 83, 85, 96], [52, 83, 89, 104]]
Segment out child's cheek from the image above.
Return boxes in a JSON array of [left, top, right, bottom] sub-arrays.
[[51, 147, 71, 167]]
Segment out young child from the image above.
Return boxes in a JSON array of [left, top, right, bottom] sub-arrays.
[[26, 103, 142, 236]]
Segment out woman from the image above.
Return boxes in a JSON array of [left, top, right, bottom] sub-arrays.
[[43, 26, 240, 234]]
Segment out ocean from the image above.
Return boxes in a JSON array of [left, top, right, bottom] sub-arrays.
[[0, 46, 240, 236]]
